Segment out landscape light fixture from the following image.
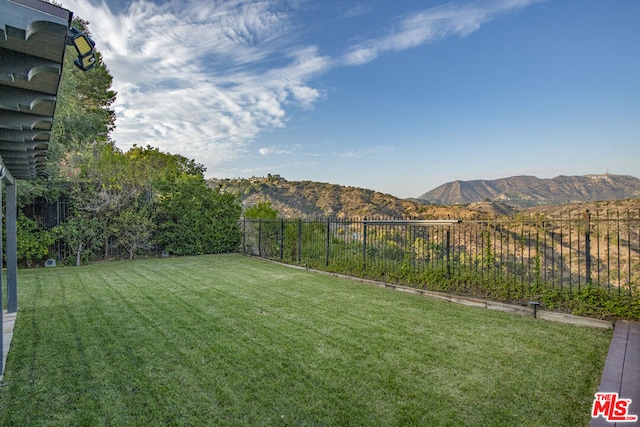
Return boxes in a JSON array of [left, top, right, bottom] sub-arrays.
[[67, 27, 96, 71]]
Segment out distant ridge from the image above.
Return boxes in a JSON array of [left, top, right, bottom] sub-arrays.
[[209, 175, 426, 219], [208, 175, 510, 219], [418, 174, 640, 207], [209, 173, 640, 219]]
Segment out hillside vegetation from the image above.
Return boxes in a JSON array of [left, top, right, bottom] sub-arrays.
[[209, 174, 640, 219], [209, 176, 505, 219]]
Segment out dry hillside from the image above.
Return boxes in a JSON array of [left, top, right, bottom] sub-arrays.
[[209, 175, 639, 220]]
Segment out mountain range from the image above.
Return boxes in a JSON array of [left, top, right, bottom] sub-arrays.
[[209, 173, 640, 219], [418, 174, 640, 206]]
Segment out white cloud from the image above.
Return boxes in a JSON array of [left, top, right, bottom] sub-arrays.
[[341, 3, 374, 19], [61, 0, 329, 172], [259, 146, 298, 156], [342, 0, 540, 66], [334, 146, 396, 158], [60, 0, 539, 175]]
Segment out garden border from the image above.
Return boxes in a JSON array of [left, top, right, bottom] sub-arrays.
[[248, 254, 613, 329]]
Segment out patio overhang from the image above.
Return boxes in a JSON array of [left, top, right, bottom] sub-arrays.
[[1, 0, 73, 180], [1, 0, 77, 380]]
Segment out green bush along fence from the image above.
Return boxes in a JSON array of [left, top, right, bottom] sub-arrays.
[[239, 211, 640, 319]]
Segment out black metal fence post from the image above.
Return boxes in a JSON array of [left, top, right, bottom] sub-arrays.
[[325, 218, 330, 267], [362, 219, 368, 271], [242, 218, 246, 253], [297, 219, 302, 263], [584, 210, 591, 286], [280, 218, 284, 261], [258, 219, 262, 257], [629, 209, 635, 297], [237, 213, 638, 301], [446, 228, 451, 279]]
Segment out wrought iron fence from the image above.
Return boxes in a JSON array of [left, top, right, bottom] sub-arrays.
[[240, 210, 640, 298]]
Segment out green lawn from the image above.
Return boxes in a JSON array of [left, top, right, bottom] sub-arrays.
[[0, 254, 611, 426]]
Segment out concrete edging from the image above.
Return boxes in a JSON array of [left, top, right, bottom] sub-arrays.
[[251, 255, 614, 329], [1, 310, 17, 382]]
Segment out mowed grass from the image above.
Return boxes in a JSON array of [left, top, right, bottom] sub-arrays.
[[0, 254, 611, 426]]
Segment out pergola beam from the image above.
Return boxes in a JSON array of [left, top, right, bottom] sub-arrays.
[[0, 0, 73, 378]]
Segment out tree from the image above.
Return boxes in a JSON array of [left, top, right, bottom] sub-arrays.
[[244, 201, 278, 219], [16, 213, 55, 268], [18, 17, 117, 210], [15, 16, 118, 265], [55, 53, 115, 145], [114, 203, 154, 260], [17, 16, 244, 265], [244, 202, 279, 257], [126, 145, 206, 182], [202, 189, 243, 253], [154, 175, 242, 255], [51, 18, 116, 176], [77, 144, 148, 258], [55, 213, 101, 266]]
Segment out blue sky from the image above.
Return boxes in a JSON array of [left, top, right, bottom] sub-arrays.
[[60, 0, 640, 198]]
